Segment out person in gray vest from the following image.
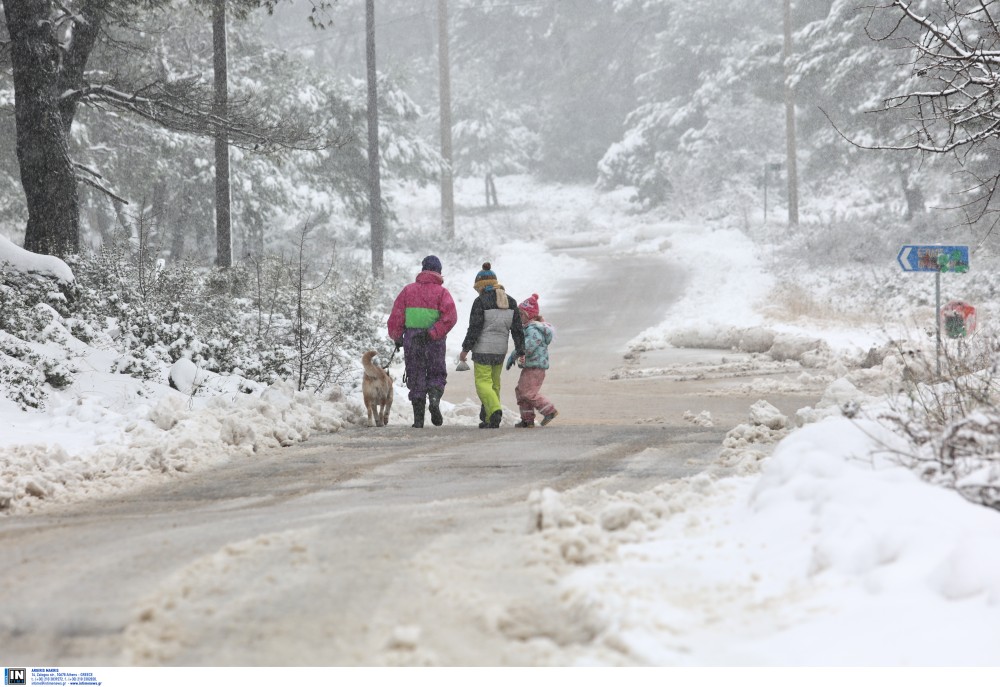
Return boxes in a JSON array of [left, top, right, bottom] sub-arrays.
[[459, 262, 525, 428]]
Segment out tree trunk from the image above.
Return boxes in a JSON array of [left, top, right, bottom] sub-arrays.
[[438, 0, 455, 238], [169, 223, 186, 262], [783, 0, 799, 227], [150, 180, 168, 256], [485, 172, 498, 207], [366, 0, 385, 280], [57, 0, 102, 136], [4, 0, 80, 256], [213, 0, 233, 268], [898, 165, 925, 220]]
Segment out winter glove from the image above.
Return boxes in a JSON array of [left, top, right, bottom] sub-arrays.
[[505, 350, 518, 370], [393, 339, 403, 349]]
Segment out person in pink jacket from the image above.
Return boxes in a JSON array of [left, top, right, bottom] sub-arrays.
[[387, 255, 458, 428]]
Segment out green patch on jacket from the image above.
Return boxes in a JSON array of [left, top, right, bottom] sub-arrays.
[[405, 307, 441, 329]]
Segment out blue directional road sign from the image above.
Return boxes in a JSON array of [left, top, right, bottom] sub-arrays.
[[897, 245, 969, 273]]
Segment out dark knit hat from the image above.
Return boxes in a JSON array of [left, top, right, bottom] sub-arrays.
[[421, 255, 442, 273], [473, 262, 498, 292], [520, 293, 540, 320]]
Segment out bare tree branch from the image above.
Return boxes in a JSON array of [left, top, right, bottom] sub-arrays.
[[846, 0, 1000, 222], [78, 174, 129, 205], [72, 160, 129, 205], [63, 77, 337, 152]]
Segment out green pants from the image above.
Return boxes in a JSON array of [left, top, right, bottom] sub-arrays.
[[473, 362, 503, 418]]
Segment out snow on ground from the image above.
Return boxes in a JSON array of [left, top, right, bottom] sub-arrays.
[[395, 177, 1000, 666], [2, 175, 1000, 666], [532, 416, 1000, 665]]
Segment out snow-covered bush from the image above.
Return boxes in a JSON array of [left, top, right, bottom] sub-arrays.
[[236, 249, 382, 390], [878, 338, 1000, 510], [63, 231, 383, 394], [0, 331, 76, 409], [0, 265, 81, 408], [69, 237, 203, 383]]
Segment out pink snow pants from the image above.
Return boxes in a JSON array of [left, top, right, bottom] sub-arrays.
[[515, 368, 555, 422]]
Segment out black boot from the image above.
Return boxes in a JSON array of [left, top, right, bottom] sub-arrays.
[[428, 387, 444, 426], [411, 398, 425, 428], [488, 409, 502, 428]]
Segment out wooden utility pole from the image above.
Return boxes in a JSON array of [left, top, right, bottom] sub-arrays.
[[783, 0, 799, 226], [438, 0, 455, 238], [213, 0, 233, 267], [366, 0, 385, 279]]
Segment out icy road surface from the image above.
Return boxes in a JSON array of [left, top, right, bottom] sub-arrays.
[[0, 253, 818, 665]]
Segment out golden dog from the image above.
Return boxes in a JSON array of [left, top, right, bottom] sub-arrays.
[[362, 350, 393, 427]]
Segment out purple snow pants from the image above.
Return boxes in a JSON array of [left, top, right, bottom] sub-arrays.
[[403, 329, 448, 401]]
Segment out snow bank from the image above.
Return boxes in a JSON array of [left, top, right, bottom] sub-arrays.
[[547, 418, 1000, 665], [0, 234, 75, 285], [0, 381, 367, 513]]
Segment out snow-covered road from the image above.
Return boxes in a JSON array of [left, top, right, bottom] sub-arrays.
[[0, 249, 821, 666]]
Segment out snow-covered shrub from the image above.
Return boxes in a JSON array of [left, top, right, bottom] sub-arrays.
[[878, 337, 1000, 510], [0, 354, 46, 409], [40, 357, 75, 390], [201, 258, 295, 383], [0, 331, 77, 409], [0, 219, 384, 405], [67, 231, 383, 393], [70, 238, 203, 382], [0, 266, 81, 407], [934, 412, 1000, 510], [0, 264, 71, 326]]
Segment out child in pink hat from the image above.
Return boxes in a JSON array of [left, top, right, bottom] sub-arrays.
[[507, 293, 558, 427]]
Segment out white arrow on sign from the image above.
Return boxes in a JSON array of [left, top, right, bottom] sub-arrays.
[[897, 246, 913, 271]]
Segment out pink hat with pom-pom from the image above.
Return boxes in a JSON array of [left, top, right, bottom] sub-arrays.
[[519, 293, 540, 319]]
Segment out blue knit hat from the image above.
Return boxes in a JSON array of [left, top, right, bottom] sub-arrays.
[[421, 255, 442, 273], [474, 262, 498, 292]]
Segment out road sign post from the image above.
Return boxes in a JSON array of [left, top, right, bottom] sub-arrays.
[[897, 245, 970, 376]]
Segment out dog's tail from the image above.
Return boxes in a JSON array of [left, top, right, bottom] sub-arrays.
[[362, 350, 382, 378]]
